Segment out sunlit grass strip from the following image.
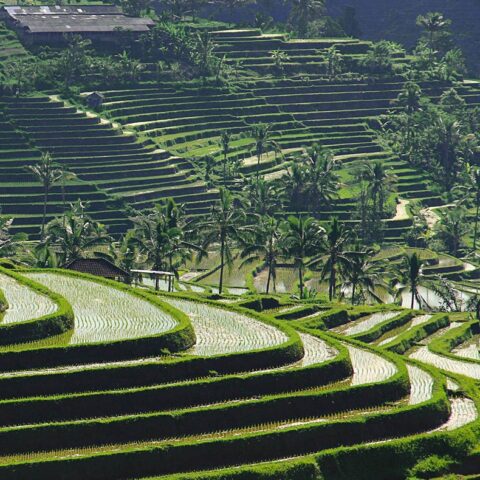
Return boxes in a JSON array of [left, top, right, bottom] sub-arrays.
[[377, 314, 432, 347], [334, 311, 400, 336], [0, 267, 73, 346], [384, 313, 449, 354], [0, 346, 448, 479], [154, 368, 471, 480], [0, 330, 348, 429]]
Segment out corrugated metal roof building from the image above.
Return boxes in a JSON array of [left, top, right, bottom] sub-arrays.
[[0, 5, 154, 44]]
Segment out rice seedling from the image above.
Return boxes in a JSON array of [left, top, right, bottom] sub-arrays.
[[0, 273, 57, 325], [406, 365, 434, 405], [452, 336, 480, 361], [409, 347, 480, 379], [334, 312, 399, 336], [26, 273, 177, 345], [345, 345, 397, 386], [163, 298, 287, 356], [432, 397, 478, 431], [377, 314, 433, 347]]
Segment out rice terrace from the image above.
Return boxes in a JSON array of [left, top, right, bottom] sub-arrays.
[[3, 0, 480, 478]]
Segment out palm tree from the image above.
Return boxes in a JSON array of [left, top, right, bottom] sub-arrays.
[[289, 0, 325, 36], [195, 31, 216, 81], [416, 12, 449, 58], [304, 145, 340, 212], [0, 215, 14, 257], [341, 244, 387, 305], [130, 199, 198, 291], [277, 162, 307, 214], [243, 177, 279, 217], [25, 152, 64, 239], [395, 82, 423, 161], [319, 218, 353, 301], [466, 166, 480, 250], [240, 215, 283, 294], [434, 116, 472, 192], [43, 200, 111, 265], [220, 130, 231, 187], [362, 161, 396, 219], [198, 188, 246, 294], [397, 252, 425, 309], [434, 206, 468, 257], [251, 123, 279, 182], [280, 216, 324, 299]]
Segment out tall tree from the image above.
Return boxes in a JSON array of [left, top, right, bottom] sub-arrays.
[[277, 162, 307, 214], [341, 244, 387, 305], [25, 152, 63, 239], [251, 123, 278, 182], [220, 130, 231, 187], [57, 34, 92, 90], [43, 201, 111, 265], [240, 215, 283, 294], [244, 177, 279, 217], [280, 216, 324, 299], [464, 165, 480, 250], [363, 161, 396, 219], [416, 12, 450, 59], [395, 81, 423, 162], [288, 0, 325, 37], [434, 206, 468, 256], [319, 218, 353, 301], [304, 145, 340, 212], [397, 253, 425, 309], [198, 188, 246, 294], [130, 199, 197, 290]]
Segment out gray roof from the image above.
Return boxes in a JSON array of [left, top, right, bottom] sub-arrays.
[[2, 5, 154, 34], [3, 5, 122, 15]]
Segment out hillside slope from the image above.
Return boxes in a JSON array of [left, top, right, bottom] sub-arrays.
[[327, 0, 480, 74]]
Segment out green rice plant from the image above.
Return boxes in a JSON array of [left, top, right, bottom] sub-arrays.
[[163, 298, 288, 356], [27, 273, 177, 345], [0, 272, 57, 326]]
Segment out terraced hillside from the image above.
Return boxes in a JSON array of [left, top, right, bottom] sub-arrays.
[[0, 102, 131, 238], [0, 265, 478, 478], [99, 72, 480, 242], [2, 25, 479, 240]]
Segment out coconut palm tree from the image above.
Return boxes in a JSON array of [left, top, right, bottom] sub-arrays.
[[277, 162, 307, 214], [289, 0, 325, 36], [341, 244, 387, 305], [362, 161, 396, 219], [304, 146, 340, 212], [197, 188, 246, 294], [251, 123, 279, 182], [243, 177, 279, 217], [435, 116, 463, 192], [434, 206, 468, 257], [25, 152, 64, 239], [281, 215, 324, 298], [220, 130, 231, 187], [464, 165, 480, 250], [319, 218, 353, 301], [396, 252, 425, 309], [240, 215, 283, 294], [416, 12, 449, 57], [130, 199, 199, 291], [395, 82, 423, 161], [43, 200, 111, 265]]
